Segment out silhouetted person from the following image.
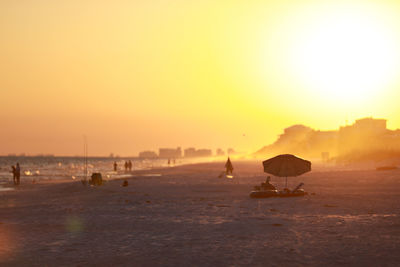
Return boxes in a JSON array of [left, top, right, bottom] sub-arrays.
[[261, 176, 276, 190], [225, 157, 233, 175], [15, 163, 21, 185], [168, 159, 171, 166], [11, 165, 16, 185], [113, 161, 118, 172], [124, 161, 128, 172], [128, 160, 132, 171]]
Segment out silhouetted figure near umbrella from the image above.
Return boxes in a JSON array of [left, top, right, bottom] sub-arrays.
[[261, 176, 276, 190], [113, 161, 118, 172], [225, 157, 233, 175]]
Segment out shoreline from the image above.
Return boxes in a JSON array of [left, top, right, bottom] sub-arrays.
[[0, 158, 393, 189]]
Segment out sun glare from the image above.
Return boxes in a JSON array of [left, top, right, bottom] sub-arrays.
[[289, 6, 400, 103]]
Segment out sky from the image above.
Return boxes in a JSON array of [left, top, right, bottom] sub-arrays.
[[1, 0, 400, 156]]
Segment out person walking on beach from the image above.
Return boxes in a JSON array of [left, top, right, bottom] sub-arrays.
[[15, 163, 21, 185], [11, 165, 16, 185], [128, 160, 132, 171], [113, 161, 118, 172], [124, 161, 128, 172], [225, 157, 233, 175]]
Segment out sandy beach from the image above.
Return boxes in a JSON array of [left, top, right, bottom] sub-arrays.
[[1, 161, 400, 266]]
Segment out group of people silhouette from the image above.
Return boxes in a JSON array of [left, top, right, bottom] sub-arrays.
[[167, 158, 176, 166], [11, 163, 21, 185], [124, 160, 133, 171], [113, 160, 133, 172]]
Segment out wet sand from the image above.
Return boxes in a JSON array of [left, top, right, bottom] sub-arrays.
[[1, 161, 400, 266]]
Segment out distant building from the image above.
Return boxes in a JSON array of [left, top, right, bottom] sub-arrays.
[[159, 147, 182, 158], [138, 151, 158, 158], [354, 117, 386, 134], [184, 148, 212, 158], [254, 117, 399, 160], [338, 117, 388, 155], [184, 148, 197, 157], [321, 152, 330, 162], [196, 149, 212, 157], [216, 148, 225, 156]]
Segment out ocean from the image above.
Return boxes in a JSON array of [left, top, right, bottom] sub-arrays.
[[0, 156, 185, 184]]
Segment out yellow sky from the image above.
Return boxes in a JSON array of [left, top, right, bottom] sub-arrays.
[[1, 0, 400, 156]]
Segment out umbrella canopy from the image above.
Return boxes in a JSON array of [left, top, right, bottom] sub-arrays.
[[263, 154, 311, 187]]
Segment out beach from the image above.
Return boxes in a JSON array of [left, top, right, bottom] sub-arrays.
[[1, 161, 400, 266]]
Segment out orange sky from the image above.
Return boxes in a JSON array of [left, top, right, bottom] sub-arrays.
[[2, 0, 400, 156]]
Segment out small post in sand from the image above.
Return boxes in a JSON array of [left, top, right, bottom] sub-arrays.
[[83, 135, 88, 183]]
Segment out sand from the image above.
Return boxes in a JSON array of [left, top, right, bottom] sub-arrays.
[[1, 161, 400, 266]]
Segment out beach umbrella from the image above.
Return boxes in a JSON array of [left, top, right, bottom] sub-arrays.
[[262, 154, 311, 188]]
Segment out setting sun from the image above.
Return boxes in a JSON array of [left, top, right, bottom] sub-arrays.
[[1, 0, 400, 156], [289, 3, 400, 104]]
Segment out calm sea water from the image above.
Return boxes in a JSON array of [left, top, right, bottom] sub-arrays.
[[0, 156, 187, 184]]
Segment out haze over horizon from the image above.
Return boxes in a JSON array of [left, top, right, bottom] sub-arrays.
[[2, 0, 400, 156]]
